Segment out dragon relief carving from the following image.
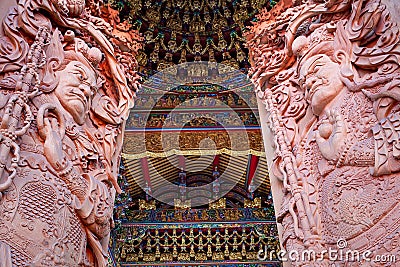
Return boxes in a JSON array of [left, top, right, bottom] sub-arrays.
[[0, 0, 141, 266], [248, 0, 400, 265]]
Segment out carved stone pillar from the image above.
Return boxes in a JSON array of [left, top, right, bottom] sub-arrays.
[[249, 0, 400, 265], [0, 0, 140, 266]]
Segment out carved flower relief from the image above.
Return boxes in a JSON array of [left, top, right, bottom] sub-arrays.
[[342, 93, 376, 136], [286, 95, 307, 121], [271, 82, 290, 108], [338, 196, 374, 227]]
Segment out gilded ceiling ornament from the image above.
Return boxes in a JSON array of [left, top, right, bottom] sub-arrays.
[[145, 6, 161, 28], [183, 8, 191, 24], [217, 30, 228, 52], [168, 12, 183, 31], [190, 16, 206, 33], [208, 47, 217, 62], [233, 5, 248, 29], [136, 51, 148, 67], [192, 0, 203, 10], [235, 42, 246, 63], [212, 13, 228, 32], [117, 0, 270, 74], [150, 43, 160, 63], [167, 32, 178, 53], [179, 48, 188, 64]]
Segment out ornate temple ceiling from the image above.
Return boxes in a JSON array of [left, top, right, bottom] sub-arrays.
[[107, 0, 274, 75], [122, 153, 271, 208], [106, 0, 276, 203], [121, 80, 267, 202], [108, 1, 280, 265]]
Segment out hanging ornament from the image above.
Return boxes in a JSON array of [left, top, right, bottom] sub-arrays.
[[150, 43, 160, 63], [235, 42, 246, 63], [217, 30, 227, 52], [179, 48, 187, 63]]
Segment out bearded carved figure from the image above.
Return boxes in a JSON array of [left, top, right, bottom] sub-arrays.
[[248, 0, 400, 265], [0, 0, 140, 266]]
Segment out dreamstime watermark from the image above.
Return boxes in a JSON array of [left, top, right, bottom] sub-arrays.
[[257, 238, 397, 263], [134, 62, 263, 207]]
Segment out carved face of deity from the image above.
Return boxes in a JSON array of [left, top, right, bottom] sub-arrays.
[[299, 54, 344, 116], [55, 61, 97, 125]]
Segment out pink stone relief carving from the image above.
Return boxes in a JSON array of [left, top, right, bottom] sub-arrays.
[[247, 0, 400, 265], [0, 0, 141, 266]]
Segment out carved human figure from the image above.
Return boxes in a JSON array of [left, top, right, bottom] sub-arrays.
[[296, 33, 400, 176], [0, 32, 113, 267], [248, 0, 400, 265], [294, 39, 352, 165], [54, 61, 97, 125], [0, 0, 139, 266], [298, 54, 346, 115]]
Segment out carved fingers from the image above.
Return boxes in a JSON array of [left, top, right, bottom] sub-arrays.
[[315, 109, 347, 162], [37, 104, 65, 139], [43, 127, 65, 170], [37, 104, 67, 170]]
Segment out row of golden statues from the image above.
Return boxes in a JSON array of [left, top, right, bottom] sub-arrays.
[[127, 111, 259, 128], [139, 197, 261, 210], [134, 91, 257, 110], [142, 32, 248, 71], [115, 224, 279, 263]]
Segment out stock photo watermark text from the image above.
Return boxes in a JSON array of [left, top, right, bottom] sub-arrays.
[[257, 238, 397, 264]]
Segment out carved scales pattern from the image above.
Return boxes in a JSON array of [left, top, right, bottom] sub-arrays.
[[66, 215, 86, 262], [17, 182, 57, 228], [10, 246, 31, 267]]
